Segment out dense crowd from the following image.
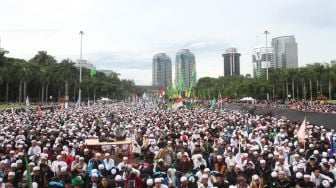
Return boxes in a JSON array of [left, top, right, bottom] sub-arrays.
[[0, 102, 335, 188], [221, 99, 336, 114]]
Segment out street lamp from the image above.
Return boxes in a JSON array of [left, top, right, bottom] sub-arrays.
[[79, 31, 84, 105], [264, 30, 269, 101]]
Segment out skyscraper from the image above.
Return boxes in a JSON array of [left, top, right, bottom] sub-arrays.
[[272, 36, 298, 68], [252, 47, 274, 77], [175, 49, 196, 91], [152, 53, 172, 87], [223, 48, 241, 77]]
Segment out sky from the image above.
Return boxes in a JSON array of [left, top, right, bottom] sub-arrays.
[[0, 0, 335, 85]]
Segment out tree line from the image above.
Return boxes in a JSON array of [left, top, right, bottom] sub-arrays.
[[0, 50, 136, 104], [195, 63, 336, 101]]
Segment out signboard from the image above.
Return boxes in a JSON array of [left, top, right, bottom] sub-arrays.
[[261, 61, 271, 69]]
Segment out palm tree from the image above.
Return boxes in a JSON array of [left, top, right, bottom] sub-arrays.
[[30, 51, 56, 104], [56, 59, 78, 100]]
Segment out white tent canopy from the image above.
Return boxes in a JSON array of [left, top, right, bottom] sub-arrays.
[[240, 97, 256, 101], [100, 97, 112, 101]]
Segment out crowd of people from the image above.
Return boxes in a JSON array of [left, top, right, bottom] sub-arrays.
[[219, 99, 336, 114], [0, 102, 335, 188]]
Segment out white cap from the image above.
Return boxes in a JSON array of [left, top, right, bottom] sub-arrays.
[[16, 159, 23, 164], [92, 169, 98, 174], [61, 167, 67, 172], [180, 176, 188, 182], [111, 169, 117, 174], [202, 174, 209, 179], [296, 172, 303, 179], [271, 171, 277, 178], [252, 174, 259, 181], [154, 178, 162, 183], [10, 163, 18, 168], [304, 174, 311, 178], [260, 160, 266, 164], [297, 163, 305, 169], [8, 171, 15, 176], [329, 159, 335, 164], [146, 179, 153, 186], [33, 166, 40, 171], [32, 182, 38, 188], [123, 156, 128, 160], [322, 152, 328, 158], [98, 164, 104, 170], [322, 180, 330, 187], [92, 173, 99, 178], [313, 150, 319, 155]]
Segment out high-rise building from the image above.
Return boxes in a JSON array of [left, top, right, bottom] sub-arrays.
[[223, 48, 241, 77], [252, 47, 274, 77], [152, 53, 172, 88], [175, 49, 196, 91], [330, 60, 336, 65], [75, 59, 94, 69], [272, 36, 298, 68]]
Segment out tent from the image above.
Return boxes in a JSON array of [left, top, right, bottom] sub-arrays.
[[240, 97, 256, 101]]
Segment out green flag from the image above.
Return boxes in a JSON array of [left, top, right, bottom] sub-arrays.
[[90, 67, 96, 77], [25, 154, 33, 188], [211, 98, 216, 108]]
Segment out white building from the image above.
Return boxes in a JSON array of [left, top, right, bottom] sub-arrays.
[[75, 60, 95, 69]]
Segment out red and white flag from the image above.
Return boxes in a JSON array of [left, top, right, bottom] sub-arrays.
[[159, 88, 166, 98], [297, 117, 307, 144], [172, 96, 183, 110]]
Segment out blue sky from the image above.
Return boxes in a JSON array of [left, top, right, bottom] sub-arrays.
[[0, 0, 335, 84]]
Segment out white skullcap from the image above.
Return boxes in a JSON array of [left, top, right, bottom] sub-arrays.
[[123, 157, 128, 160], [111, 169, 117, 174], [56, 155, 62, 159], [296, 172, 303, 179], [105, 153, 110, 157], [309, 144, 314, 148], [10, 163, 18, 168], [202, 174, 209, 179], [322, 180, 330, 187], [84, 148, 89, 152], [98, 164, 104, 170], [95, 153, 101, 157], [33, 166, 40, 171], [252, 174, 259, 181], [297, 163, 305, 169], [79, 157, 84, 160], [154, 178, 162, 183], [180, 176, 188, 182], [329, 159, 335, 164], [92, 169, 98, 174], [321, 158, 328, 163], [322, 152, 328, 158], [260, 160, 266, 164], [146, 179, 153, 186], [313, 150, 319, 155], [303, 174, 311, 178], [8, 171, 15, 176], [92, 173, 99, 178], [299, 149, 305, 153], [61, 151, 67, 155], [217, 155, 223, 159], [61, 167, 67, 172], [271, 171, 277, 178], [32, 182, 38, 188], [29, 162, 35, 166], [204, 168, 210, 172]]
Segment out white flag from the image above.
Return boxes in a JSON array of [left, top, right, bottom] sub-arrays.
[[297, 117, 307, 144], [26, 96, 30, 106]]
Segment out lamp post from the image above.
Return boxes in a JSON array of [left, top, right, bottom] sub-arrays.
[[264, 30, 269, 101], [79, 31, 84, 105]]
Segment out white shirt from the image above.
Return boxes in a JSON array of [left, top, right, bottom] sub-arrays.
[[51, 160, 68, 174], [104, 158, 115, 171], [28, 145, 41, 156]]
